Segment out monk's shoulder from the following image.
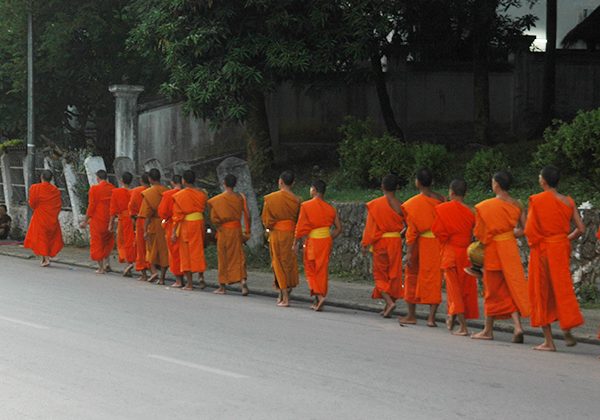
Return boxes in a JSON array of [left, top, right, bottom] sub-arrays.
[[430, 191, 446, 203]]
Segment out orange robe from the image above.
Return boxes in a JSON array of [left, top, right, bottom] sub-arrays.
[[173, 188, 208, 273], [158, 188, 183, 276], [110, 187, 135, 264], [129, 186, 149, 271], [24, 182, 64, 257], [208, 192, 250, 284], [295, 197, 337, 297], [474, 198, 530, 319], [262, 190, 301, 290], [361, 196, 404, 300], [139, 185, 169, 267], [402, 193, 443, 305], [525, 191, 584, 330], [432, 201, 479, 319], [87, 180, 115, 261]]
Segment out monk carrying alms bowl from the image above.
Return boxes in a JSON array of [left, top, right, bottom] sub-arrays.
[[465, 240, 484, 278]]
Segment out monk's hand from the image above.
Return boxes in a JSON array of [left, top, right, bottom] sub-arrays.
[[79, 220, 88, 229], [513, 227, 524, 238], [361, 245, 368, 256]]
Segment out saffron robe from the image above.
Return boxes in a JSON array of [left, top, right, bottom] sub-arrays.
[[262, 190, 301, 290], [139, 185, 169, 267], [474, 198, 530, 319], [158, 188, 183, 276], [24, 182, 64, 257], [525, 191, 584, 330], [208, 192, 250, 284], [110, 187, 135, 264], [295, 197, 337, 297], [173, 188, 208, 273], [129, 186, 149, 271], [87, 180, 115, 261], [361, 196, 404, 300], [432, 201, 479, 319], [402, 193, 443, 305]]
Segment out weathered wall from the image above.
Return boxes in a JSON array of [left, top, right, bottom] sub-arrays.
[[329, 202, 600, 296]]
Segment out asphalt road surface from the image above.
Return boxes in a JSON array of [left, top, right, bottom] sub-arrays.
[[1, 255, 599, 420]]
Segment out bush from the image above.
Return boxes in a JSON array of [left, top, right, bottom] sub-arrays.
[[411, 143, 450, 183], [534, 109, 600, 190], [367, 134, 412, 184], [0, 139, 24, 153], [465, 148, 510, 189], [338, 117, 377, 184]]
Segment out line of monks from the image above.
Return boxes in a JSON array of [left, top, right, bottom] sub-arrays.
[[22, 165, 600, 354]]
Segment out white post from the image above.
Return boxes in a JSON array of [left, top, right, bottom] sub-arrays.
[[109, 84, 144, 167], [0, 154, 14, 215], [62, 159, 84, 228]]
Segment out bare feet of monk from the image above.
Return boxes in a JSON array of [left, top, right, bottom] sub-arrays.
[[183, 285, 193, 291], [122, 264, 134, 277], [277, 301, 289, 307], [382, 303, 396, 319], [95, 268, 106, 274], [398, 316, 417, 325], [138, 274, 148, 282], [452, 329, 469, 336], [172, 280, 183, 288], [563, 331, 577, 347], [471, 331, 493, 340], [315, 296, 326, 312], [533, 342, 556, 352], [40, 257, 50, 267], [427, 319, 438, 328], [147, 273, 158, 283], [105, 265, 113, 273], [213, 286, 226, 295], [241, 282, 249, 296], [511, 331, 524, 344], [446, 315, 456, 331]]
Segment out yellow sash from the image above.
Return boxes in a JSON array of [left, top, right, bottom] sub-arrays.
[[420, 230, 435, 238], [381, 232, 401, 238], [493, 231, 514, 241], [184, 212, 204, 221], [309, 227, 331, 239]]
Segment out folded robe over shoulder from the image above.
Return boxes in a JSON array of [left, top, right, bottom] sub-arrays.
[[173, 188, 208, 273], [208, 191, 250, 284], [110, 187, 135, 264], [158, 188, 182, 276], [139, 185, 169, 267], [361, 196, 404, 300], [475, 197, 530, 319], [128, 186, 149, 271], [87, 180, 115, 261], [262, 190, 301, 290], [295, 197, 337, 297], [525, 191, 584, 330], [402, 193, 443, 305], [24, 182, 64, 257], [432, 201, 479, 319]]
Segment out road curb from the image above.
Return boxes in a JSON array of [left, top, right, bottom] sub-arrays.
[[2, 249, 599, 346]]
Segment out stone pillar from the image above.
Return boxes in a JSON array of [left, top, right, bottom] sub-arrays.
[[0, 153, 14, 215], [62, 159, 85, 228], [109, 84, 144, 167], [84, 156, 107, 186]]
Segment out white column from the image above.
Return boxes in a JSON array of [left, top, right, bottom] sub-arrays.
[[109, 84, 144, 167], [0, 153, 14, 215]]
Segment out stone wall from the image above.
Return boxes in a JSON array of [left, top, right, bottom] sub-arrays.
[[329, 202, 600, 296]]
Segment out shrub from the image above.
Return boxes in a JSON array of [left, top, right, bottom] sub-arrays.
[[534, 109, 600, 190], [465, 148, 510, 189], [367, 134, 412, 184], [411, 143, 450, 183], [0, 139, 24, 153], [338, 117, 377, 184]]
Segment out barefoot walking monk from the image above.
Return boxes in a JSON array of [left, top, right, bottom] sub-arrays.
[[109, 171, 136, 277], [24, 169, 64, 266], [361, 174, 405, 318], [140, 168, 169, 284], [398, 168, 445, 327], [158, 174, 184, 287], [432, 179, 479, 336], [471, 171, 530, 343], [262, 170, 301, 307], [525, 166, 585, 351], [208, 174, 251, 295], [172, 170, 208, 291], [293, 180, 342, 312], [81, 170, 115, 274], [129, 173, 150, 281]]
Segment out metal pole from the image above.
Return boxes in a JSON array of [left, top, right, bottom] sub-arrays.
[[26, 1, 35, 223]]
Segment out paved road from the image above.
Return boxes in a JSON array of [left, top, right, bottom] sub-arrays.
[[0, 255, 599, 419]]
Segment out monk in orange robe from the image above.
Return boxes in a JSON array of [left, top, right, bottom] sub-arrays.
[[81, 170, 115, 274], [139, 168, 169, 284], [208, 174, 251, 295], [525, 166, 585, 351], [158, 174, 184, 287], [24, 169, 64, 266], [472, 171, 530, 343], [262, 170, 301, 307], [398, 168, 445, 327], [109, 171, 136, 277], [172, 170, 208, 291], [432, 179, 479, 336], [129, 173, 150, 281], [294, 179, 342, 312], [361, 174, 405, 318]]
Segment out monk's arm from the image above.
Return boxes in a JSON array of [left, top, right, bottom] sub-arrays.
[[331, 213, 342, 240], [81, 189, 95, 227], [569, 205, 586, 241], [514, 205, 527, 238], [241, 194, 251, 235]]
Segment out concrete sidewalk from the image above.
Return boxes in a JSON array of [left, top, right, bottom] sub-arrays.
[[1, 241, 599, 345]]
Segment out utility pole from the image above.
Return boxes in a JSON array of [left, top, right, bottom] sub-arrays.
[[26, 0, 35, 223]]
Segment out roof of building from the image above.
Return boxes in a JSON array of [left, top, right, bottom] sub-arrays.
[[562, 6, 600, 48]]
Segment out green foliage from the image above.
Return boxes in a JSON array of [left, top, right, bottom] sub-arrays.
[[465, 148, 510, 189], [0, 139, 24, 153], [535, 109, 600, 190], [412, 143, 450, 184]]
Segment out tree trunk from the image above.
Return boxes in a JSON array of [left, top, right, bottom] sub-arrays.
[[370, 54, 404, 140], [472, 0, 497, 145], [539, 0, 557, 133], [245, 91, 273, 177]]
